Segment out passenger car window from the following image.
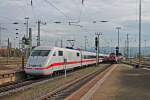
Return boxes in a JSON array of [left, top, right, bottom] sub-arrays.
[[58, 51, 63, 56], [77, 53, 80, 56], [83, 55, 96, 59]]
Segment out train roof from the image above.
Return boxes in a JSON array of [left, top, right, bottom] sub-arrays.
[[33, 46, 107, 56], [33, 46, 80, 52], [33, 46, 53, 50]]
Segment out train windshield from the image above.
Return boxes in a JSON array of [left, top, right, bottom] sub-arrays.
[[31, 50, 50, 56]]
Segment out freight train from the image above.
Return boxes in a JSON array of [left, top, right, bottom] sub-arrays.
[[24, 46, 107, 75]]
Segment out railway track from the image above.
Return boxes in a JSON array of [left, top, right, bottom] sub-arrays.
[[124, 60, 150, 69], [0, 64, 111, 99], [37, 64, 112, 100], [0, 72, 68, 97], [0, 77, 47, 97], [0, 64, 107, 98]]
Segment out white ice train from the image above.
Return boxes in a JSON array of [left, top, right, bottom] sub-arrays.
[[24, 46, 107, 75]]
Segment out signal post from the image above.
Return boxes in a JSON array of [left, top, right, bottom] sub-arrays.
[[95, 32, 102, 66]]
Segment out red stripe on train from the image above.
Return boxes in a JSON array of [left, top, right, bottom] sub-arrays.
[[25, 59, 96, 70]]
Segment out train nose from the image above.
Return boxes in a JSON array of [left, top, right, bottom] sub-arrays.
[[24, 68, 46, 75], [28, 56, 47, 66], [25, 56, 49, 75]]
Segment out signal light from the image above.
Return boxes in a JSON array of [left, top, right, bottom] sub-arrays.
[[95, 37, 98, 50]]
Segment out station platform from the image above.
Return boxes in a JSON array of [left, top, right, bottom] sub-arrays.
[[91, 64, 150, 100], [0, 65, 25, 85]]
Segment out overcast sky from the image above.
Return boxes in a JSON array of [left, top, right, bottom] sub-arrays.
[[0, 0, 150, 49]]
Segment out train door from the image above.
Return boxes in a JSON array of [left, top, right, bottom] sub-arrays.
[[50, 49, 65, 71], [76, 52, 81, 67], [63, 50, 68, 70], [57, 50, 64, 70]]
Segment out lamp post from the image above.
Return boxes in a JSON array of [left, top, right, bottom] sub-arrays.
[[93, 20, 108, 65], [13, 22, 19, 48], [144, 40, 147, 62], [24, 17, 29, 38], [116, 27, 121, 55], [37, 20, 46, 46], [95, 32, 102, 65], [13, 22, 25, 68], [127, 34, 129, 60]]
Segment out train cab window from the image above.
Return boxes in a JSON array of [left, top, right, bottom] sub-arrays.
[[40, 50, 50, 56], [58, 51, 63, 56], [77, 53, 80, 56], [31, 50, 40, 56], [31, 50, 50, 56]]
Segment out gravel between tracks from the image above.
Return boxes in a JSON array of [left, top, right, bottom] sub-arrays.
[[2, 64, 109, 100]]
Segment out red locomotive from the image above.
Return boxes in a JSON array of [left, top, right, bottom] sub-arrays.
[[103, 53, 123, 63], [108, 53, 117, 63]]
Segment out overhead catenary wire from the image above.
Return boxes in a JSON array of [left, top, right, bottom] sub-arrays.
[[31, 0, 33, 6], [136, 0, 138, 22], [82, 0, 85, 5], [23, 0, 38, 24], [44, 0, 69, 19], [0, 16, 15, 22], [71, 0, 83, 23], [0, 1, 29, 24], [30, 0, 48, 21], [19, 0, 28, 18], [30, 0, 39, 21], [78, 4, 84, 23], [43, 0, 84, 27], [25, 0, 83, 28]]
